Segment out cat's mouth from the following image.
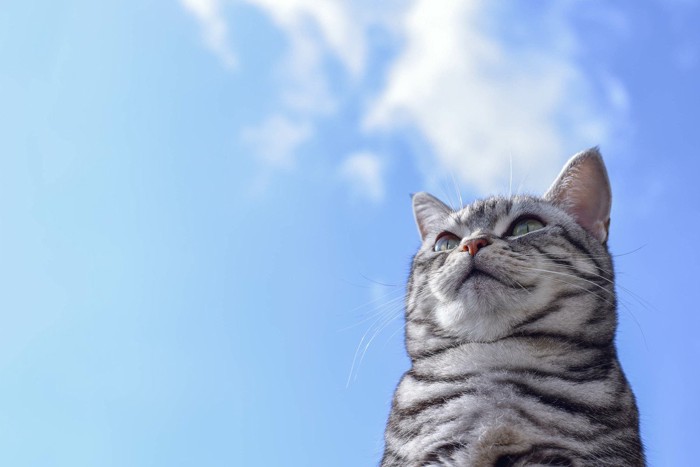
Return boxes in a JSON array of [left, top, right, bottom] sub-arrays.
[[463, 267, 498, 285], [462, 265, 516, 290], [469, 269, 500, 282]]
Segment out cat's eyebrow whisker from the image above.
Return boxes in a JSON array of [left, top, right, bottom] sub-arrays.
[[439, 179, 458, 211], [508, 151, 513, 198], [514, 156, 531, 196], [450, 170, 464, 210]]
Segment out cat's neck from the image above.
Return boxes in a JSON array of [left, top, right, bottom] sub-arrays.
[[408, 331, 615, 378]]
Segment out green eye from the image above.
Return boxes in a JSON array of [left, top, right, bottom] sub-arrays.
[[510, 218, 545, 237], [434, 233, 461, 252]]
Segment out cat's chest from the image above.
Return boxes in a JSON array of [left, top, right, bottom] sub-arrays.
[[390, 367, 619, 465]]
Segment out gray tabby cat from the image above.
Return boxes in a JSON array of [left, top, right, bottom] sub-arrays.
[[381, 149, 644, 466]]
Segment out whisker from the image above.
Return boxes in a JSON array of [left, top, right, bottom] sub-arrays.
[[508, 151, 513, 198], [439, 179, 457, 211], [359, 273, 402, 288], [338, 293, 406, 332], [450, 170, 464, 210], [512, 250, 655, 313], [350, 305, 405, 385], [514, 156, 531, 196], [514, 262, 648, 349], [347, 305, 401, 387], [517, 265, 614, 305]]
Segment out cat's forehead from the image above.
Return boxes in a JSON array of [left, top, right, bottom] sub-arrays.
[[447, 195, 546, 230]]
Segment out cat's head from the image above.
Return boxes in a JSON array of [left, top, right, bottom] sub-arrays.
[[406, 148, 616, 349]]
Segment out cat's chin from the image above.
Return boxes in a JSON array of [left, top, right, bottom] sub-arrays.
[[434, 299, 518, 342]]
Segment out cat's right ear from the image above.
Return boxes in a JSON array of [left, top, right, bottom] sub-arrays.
[[412, 192, 451, 241], [543, 148, 612, 243]]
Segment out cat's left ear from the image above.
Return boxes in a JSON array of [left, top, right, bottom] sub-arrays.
[[544, 147, 612, 243], [412, 192, 451, 241]]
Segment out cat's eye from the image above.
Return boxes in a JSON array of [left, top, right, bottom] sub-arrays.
[[434, 232, 461, 252], [510, 218, 545, 237]]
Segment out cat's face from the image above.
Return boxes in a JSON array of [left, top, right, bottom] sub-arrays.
[[407, 149, 615, 345]]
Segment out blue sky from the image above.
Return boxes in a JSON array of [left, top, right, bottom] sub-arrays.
[[1, 1, 699, 465]]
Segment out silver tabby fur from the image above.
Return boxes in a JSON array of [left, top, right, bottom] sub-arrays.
[[381, 149, 644, 466]]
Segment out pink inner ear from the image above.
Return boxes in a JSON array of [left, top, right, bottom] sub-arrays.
[[567, 186, 611, 243], [545, 149, 612, 243]]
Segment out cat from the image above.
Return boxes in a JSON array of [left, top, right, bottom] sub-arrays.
[[381, 148, 644, 466]]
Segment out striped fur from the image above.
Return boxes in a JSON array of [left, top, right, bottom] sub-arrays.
[[381, 150, 644, 466]]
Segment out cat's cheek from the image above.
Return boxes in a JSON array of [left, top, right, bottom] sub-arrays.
[[426, 276, 451, 303]]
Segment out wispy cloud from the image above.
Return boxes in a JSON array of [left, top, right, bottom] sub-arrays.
[[245, 0, 366, 75], [181, 0, 236, 70], [240, 114, 313, 169], [242, 0, 370, 115], [339, 152, 385, 203]]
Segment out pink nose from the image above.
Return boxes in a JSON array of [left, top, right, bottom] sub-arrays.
[[462, 237, 490, 256]]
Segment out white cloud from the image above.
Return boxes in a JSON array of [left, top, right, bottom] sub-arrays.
[[244, 0, 366, 75], [364, 0, 621, 195], [181, 0, 236, 70], [339, 152, 385, 203], [240, 114, 312, 169]]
